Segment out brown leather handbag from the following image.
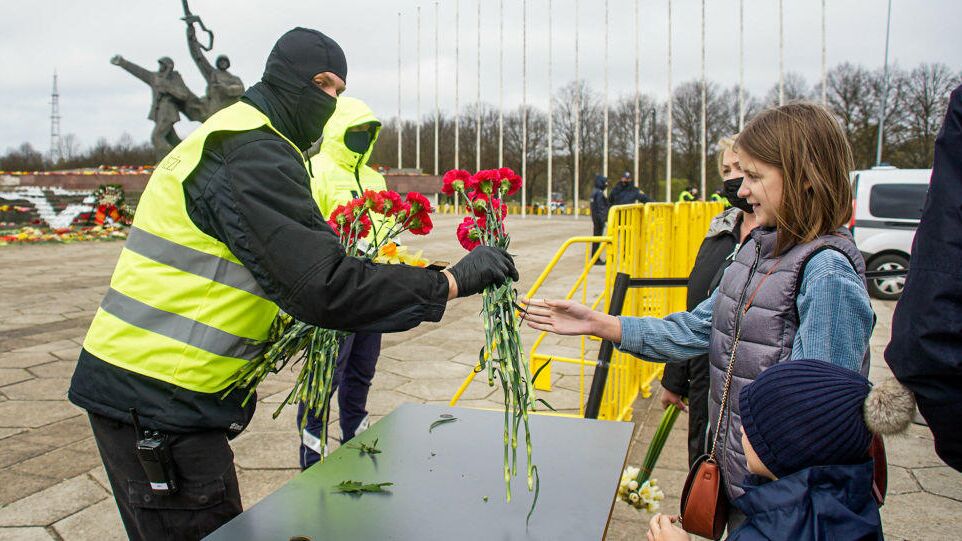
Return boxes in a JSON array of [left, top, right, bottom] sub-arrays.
[[679, 327, 742, 541]]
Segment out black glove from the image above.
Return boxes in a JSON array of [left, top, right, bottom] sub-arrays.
[[447, 246, 519, 298]]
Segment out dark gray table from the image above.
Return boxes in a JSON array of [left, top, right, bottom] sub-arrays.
[[206, 403, 633, 541]]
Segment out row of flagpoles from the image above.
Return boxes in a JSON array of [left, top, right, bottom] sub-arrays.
[[395, 0, 829, 216]]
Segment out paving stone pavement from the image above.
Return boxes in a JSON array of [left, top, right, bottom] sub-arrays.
[[1, 214, 959, 540]]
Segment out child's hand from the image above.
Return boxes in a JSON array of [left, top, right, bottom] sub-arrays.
[[521, 297, 622, 340], [646, 514, 689, 541]]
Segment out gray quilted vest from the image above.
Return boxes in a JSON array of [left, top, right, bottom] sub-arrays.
[[707, 226, 871, 502]]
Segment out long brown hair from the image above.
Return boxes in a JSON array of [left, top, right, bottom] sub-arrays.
[[735, 103, 854, 255]]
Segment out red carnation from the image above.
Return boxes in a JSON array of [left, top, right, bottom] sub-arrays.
[[405, 191, 433, 215], [407, 212, 433, 236], [379, 190, 403, 216], [499, 168, 523, 196], [456, 216, 482, 251], [442, 169, 471, 196], [470, 169, 502, 195], [362, 189, 385, 213]]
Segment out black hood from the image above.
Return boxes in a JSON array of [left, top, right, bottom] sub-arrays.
[[243, 28, 347, 151], [594, 175, 608, 189]]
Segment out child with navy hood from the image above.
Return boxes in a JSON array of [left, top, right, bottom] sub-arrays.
[[647, 359, 915, 541]]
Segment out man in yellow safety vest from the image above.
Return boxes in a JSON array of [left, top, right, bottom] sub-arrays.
[[69, 28, 516, 540]]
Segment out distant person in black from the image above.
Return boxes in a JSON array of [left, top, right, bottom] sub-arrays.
[[589, 174, 610, 263], [659, 136, 758, 466], [608, 171, 650, 205]]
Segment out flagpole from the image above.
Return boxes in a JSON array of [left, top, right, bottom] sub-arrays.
[[416, 6, 422, 172], [476, 0, 481, 172], [397, 11, 403, 169], [434, 1, 440, 177], [521, 0, 528, 218], [498, 0, 504, 168], [700, 0, 706, 199], [547, 0, 553, 220], [821, 0, 827, 105], [574, 0, 581, 218], [739, 0, 745, 131], [602, 0, 609, 179], [455, 0, 461, 211], [779, 0, 785, 106], [665, 0, 673, 202], [633, 0, 640, 187]]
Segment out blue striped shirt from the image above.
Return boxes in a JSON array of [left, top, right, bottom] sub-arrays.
[[616, 249, 875, 372]]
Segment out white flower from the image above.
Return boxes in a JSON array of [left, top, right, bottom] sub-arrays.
[[627, 480, 639, 491], [628, 492, 640, 504]]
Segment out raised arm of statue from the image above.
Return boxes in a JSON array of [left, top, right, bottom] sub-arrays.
[[186, 24, 215, 82], [111, 55, 153, 85]]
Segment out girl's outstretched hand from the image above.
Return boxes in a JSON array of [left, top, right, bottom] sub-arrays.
[[521, 298, 595, 336], [521, 298, 622, 341]]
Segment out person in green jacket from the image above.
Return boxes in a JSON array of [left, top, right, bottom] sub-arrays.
[[298, 97, 389, 467]]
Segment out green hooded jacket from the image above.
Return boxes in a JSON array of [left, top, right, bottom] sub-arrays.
[[309, 97, 392, 240]]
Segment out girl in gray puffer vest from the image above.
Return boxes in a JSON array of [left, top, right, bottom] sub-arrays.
[[522, 103, 875, 530]]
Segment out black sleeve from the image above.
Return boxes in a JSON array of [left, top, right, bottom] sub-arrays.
[[187, 130, 449, 333], [660, 359, 691, 397]]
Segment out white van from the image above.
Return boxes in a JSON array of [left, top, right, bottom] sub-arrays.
[[850, 167, 931, 300]]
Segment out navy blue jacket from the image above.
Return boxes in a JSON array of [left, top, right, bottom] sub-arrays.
[[729, 461, 882, 541], [590, 175, 610, 223], [885, 84, 962, 472], [608, 180, 651, 206]]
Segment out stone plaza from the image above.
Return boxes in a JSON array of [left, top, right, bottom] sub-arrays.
[[0, 214, 959, 540]]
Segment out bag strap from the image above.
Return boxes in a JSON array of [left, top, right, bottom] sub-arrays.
[[708, 326, 741, 461], [706, 257, 781, 461]]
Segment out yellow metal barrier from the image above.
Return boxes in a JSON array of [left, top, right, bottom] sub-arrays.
[[448, 201, 724, 421]]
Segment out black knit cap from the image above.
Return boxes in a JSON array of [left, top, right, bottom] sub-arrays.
[[739, 359, 873, 478]]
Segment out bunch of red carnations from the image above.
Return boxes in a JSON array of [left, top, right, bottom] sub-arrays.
[[224, 189, 433, 459], [444, 168, 543, 519]]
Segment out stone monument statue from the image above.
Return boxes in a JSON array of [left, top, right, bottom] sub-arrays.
[[110, 55, 199, 158], [182, 16, 244, 121], [110, 1, 243, 156]]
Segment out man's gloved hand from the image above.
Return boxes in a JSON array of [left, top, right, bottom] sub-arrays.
[[447, 246, 519, 298]]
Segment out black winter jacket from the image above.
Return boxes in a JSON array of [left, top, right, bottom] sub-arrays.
[[608, 181, 650, 206], [885, 84, 962, 472]]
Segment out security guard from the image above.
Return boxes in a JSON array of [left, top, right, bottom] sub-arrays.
[[69, 28, 516, 540], [677, 186, 696, 202], [297, 97, 389, 467]]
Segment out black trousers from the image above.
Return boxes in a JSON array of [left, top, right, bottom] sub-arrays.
[[88, 412, 243, 541], [591, 219, 606, 259]]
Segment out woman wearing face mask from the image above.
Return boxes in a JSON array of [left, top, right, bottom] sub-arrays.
[[522, 103, 874, 531], [659, 136, 759, 469]]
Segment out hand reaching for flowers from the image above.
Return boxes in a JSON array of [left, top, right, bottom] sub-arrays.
[[521, 298, 623, 342]]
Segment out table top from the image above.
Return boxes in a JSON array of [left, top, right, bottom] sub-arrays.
[[206, 403, 634, 541]]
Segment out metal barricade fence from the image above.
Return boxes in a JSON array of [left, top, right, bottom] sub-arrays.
[[448, 201, 725, 421]]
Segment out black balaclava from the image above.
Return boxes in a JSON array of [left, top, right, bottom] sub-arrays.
[[247, 27, 348, 151], [723, 177, 754, 213]]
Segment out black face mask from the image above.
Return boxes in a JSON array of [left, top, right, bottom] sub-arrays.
[[344, 130, 373, 154], [723, 177, 754, 213], [293, 86, 337, 150]]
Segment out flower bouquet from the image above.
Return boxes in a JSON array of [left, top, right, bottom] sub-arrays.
[[444, 167, 545, 514], [617, 404, 679, 511], [223, 189, 434, 459]]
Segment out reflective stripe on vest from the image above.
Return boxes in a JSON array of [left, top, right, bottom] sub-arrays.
[[83, 102, 301, 393], [100, 288, 265, 361], [124, 226, 268, 300]]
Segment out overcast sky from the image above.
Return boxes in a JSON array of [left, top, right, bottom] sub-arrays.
[[2, 0, 960, 154]]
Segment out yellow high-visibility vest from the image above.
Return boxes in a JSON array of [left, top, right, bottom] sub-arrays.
[[83, 102, 301, 393]]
